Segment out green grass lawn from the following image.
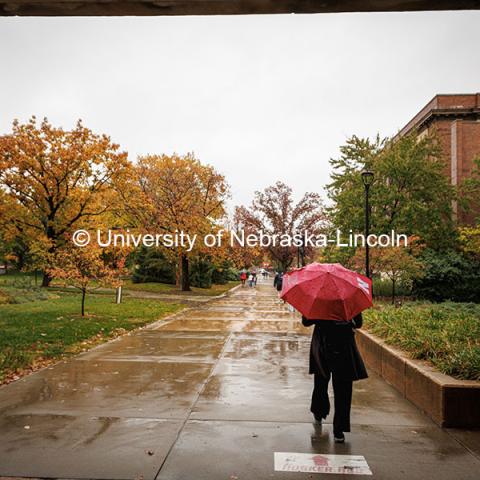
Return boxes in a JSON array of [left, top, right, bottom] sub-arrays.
[[0, 272, 59, 304], [0, 271, 38, 285], [122, 279, 239, 296], [0, 292, 183, 384], [1, 271, 239, 297], [364, 302, 480, 381], [0, 272, 235, 383]]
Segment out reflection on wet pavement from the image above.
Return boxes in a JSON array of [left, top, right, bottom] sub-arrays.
[[0, 413, 181, 479], [1, 279, 479, 479], [1, 359, 213, 419], [156, 421, 480, 480]]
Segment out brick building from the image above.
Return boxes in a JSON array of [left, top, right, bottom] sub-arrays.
[[398, 93, 480, 224]]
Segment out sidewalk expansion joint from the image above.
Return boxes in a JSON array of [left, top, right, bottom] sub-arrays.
[[152, 331, 234, 480]]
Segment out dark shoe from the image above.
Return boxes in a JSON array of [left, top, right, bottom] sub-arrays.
[[334, 431, 345, 443], [313, 414, 323, 424]]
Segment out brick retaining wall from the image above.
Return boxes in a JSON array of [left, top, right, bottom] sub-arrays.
[[356, 329, 480, 427]]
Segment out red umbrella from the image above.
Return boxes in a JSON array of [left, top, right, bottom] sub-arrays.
[[281, 263, 372, 321]]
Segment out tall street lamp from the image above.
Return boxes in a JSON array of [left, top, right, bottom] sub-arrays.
[[361, 170, 374, 279], [300, 235, 305, 267], [296, 230, 305, 268], [297, 232, 300, 268]]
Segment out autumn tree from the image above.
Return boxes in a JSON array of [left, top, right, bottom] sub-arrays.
[[226, 233, 265, 270], [327, 132, 456, 250], [458, 225, 480, 260], [235, 181, 325, 271], [125, 153, 229, 291], [0, 234, 10, 272], [0, 189, 17, 272], [0, 117, 130, 286], [353, 245, 424, 304], [48, 242, 127, 317]]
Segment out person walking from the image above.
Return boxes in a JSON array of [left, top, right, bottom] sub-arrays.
[[274, 272, 283, 292], [248, 273, 254, 288], [240, 270, 247, 287], [273, 272, 279, 289], [302, 313, 367, 443], [275, 272, 284, 303]]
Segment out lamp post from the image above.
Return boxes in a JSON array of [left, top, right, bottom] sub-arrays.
[[296, 230, 305, 268], [297, 234, 300, 268], [300, 234, 305, 267], [361, 170, 374, 279]]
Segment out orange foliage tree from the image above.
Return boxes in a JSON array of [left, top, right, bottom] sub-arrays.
[[124, 153, 229, 291], [48, 242, 127, 317], [353, 240, 424, 303], [0, 117, 130, 286], [235, 181, 326, 271]]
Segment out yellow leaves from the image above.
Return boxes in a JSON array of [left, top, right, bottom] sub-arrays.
[[48, 241, 127, 292], [0, 116, 130, 251], [353, 245, 424, 282], [131, 153, 230, 256], [458, 226, 480, 258], [1, 117, 232, 287]]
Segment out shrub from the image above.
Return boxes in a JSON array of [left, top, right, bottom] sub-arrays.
[[211, 260, 238, 285], [372, 278, 412, 298], [190, 258, 238, 288], [226, 267, 240, 281], [412, 249, 480, 302], [364, 302, 480, 380], [131, 247, 176, 284], [189, 257, 214, 288]]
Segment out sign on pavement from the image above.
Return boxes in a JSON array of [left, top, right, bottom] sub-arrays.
[[274, 452, 372, 475]]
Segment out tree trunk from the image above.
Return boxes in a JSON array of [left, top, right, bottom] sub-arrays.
[[176, 251, 182, 287], [81, 288, 86, 317], [42, 227, 57, 288], [392, 278, 396, 305], [181, 254, 191, 292], [42, 271, 52, 287], [17, 251, 25, 270]]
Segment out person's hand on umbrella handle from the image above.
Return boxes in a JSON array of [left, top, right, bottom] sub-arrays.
[[301, 316, 316, 327], [352, 313, 363, 329]]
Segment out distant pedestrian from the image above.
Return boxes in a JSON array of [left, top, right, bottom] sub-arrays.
[[277, 272, 283, 292], [240, 270, 247, 287], [248, 273, 254, 287], [253, 272, 258, 286], [275, 272, 283, 293]]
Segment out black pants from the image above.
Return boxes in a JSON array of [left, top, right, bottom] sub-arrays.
[[311, 372, 352, 433]]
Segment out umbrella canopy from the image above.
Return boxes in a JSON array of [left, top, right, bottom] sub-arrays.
[[281, 263, 372, 321]]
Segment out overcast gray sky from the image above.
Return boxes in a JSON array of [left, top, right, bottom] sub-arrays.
[[1, 11, 479, 208]]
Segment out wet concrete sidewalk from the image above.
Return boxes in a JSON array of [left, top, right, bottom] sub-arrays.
[[0, 279, 479, 479]]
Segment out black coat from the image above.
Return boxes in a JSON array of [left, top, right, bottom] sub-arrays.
[[302, 314, 368, 381]]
